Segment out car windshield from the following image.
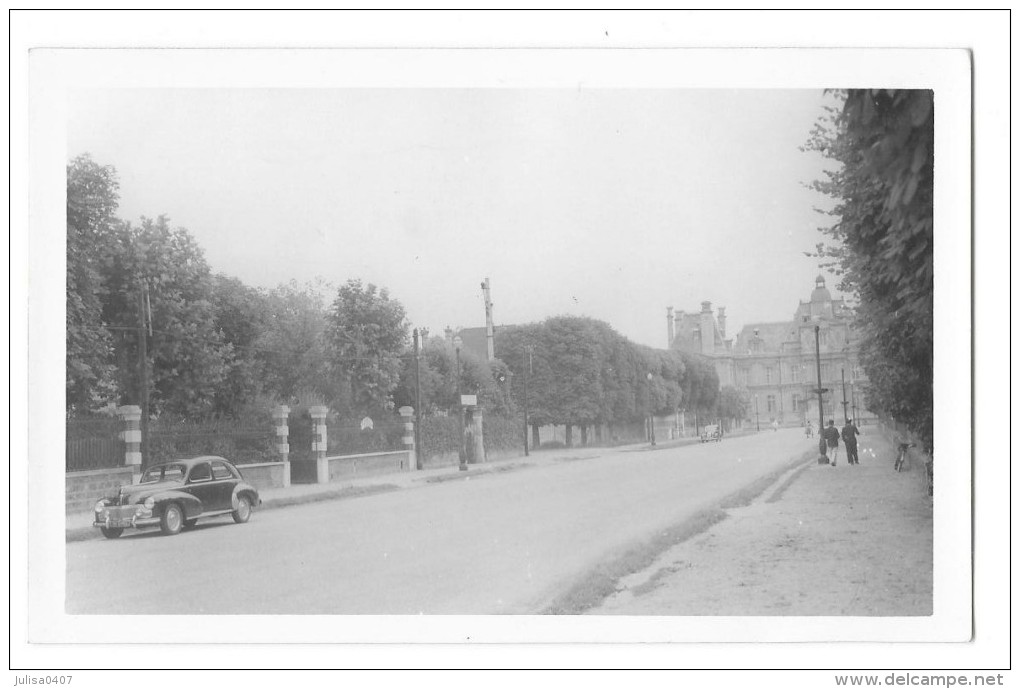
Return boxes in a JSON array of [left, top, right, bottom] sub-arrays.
[[139, 463, 186, 484]]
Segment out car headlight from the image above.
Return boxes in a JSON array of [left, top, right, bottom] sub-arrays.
[[94, 500, 106, 513], [143, 497, 155, 509]]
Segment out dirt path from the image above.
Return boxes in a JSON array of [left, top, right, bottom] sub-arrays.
[[590, 430, 933, 616]]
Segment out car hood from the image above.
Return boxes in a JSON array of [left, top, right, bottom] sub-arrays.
[[114, 480, 185, 503]]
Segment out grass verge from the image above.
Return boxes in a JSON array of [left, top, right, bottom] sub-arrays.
[[540, 452, 814, 615]]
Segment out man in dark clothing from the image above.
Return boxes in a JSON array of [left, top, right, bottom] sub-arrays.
[[822, 419, 841, 466], [842, 419, 861, 465]]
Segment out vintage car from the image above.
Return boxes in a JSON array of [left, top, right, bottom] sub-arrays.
[[93, 456, 261, 539], [700, 424, 722, 443]]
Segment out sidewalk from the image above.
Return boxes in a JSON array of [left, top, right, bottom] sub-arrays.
[[66, 440, 652, 542], [589, 429, 933, 616]]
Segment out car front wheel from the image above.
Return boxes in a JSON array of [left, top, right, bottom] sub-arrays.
[[100, 526, 123, 539], [160, 503, 184, 535], [232, 495, 252, 524]]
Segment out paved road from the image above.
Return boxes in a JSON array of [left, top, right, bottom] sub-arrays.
[[66, 429, 810, 614]]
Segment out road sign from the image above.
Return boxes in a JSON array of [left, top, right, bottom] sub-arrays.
[[460, 394, 477, 406]]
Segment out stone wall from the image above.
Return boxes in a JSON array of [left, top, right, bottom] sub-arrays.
[[235, 462, 288, 491], [66, 466, 138, 514], [326, 450, 411, 481]]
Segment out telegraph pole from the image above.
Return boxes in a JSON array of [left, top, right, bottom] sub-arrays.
[[523, 345, 533, 456], [137, 284, 151, 467], [481, 278, 495, 362], [841, 367, 849, 424], [814, 324, 828, 464], [413, 328, 422, 469]]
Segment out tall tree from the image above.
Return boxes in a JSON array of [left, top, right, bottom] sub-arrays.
[[208, 274, 270, 414], [101, 215, 230, 417], [66, 154, 120, 412], [804, 89, 934, 450], [254, 279, 332, 403], [325, 280, 409, 415]]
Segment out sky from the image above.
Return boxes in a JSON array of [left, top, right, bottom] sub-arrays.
[[68, 88, 840, 349]]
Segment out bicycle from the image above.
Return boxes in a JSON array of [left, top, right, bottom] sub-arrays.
[[894, 442, 915, 472]]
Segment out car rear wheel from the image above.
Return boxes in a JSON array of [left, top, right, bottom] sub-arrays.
[[160, 503, 184, 535], [100, 526, 123, 539], [232, 495, 252, 524]]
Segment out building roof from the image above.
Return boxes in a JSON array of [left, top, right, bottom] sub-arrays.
[[733, 322, 798, 355]]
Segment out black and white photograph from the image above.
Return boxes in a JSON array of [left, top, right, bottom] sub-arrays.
[[11, 9, 1008, 680]]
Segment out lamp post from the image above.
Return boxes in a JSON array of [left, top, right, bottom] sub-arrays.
[[754, 394, 760, 432], [814, 324, 828, 464], [841, 367, 849, 424], [454, 335, 466, 471], [646, 372, 656, 447]]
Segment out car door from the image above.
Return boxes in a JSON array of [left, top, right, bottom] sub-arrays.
[[209, 461, 239, 512], [185, 461, 217, 514]]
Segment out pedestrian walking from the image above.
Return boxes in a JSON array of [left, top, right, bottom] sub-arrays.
[[822, 419, 841, 466], [841, 418, 861, 465], [805, 420, 813, 438], [771, 419, 779, 432]]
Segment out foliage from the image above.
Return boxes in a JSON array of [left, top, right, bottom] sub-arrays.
[[147, 412, 276, 465], [715, 385, 750, 421], [482, 413, 525, 453], [208, 274, 270, 414], [496, 316, 715, 429], [803, 90, 934, 450], [66, 154, 120, 411], [324, 279, 409, 416], [100, 215, 231, 417], [418, 413, 462, 460], [253, 280, 332, 403]]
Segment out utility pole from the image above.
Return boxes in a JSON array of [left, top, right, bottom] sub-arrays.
[[841, 367, 849, 424], [481, 277, 495, 361], [413, 328, 422, 469], [136, 284, 151, 467], [814, 324, 828, 464], [522, 346, 531, 456]]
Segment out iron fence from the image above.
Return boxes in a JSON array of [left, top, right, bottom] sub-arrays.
[[66, 417, 123, 472]]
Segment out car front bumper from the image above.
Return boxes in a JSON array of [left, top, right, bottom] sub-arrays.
[[94, 504, 160, 529]]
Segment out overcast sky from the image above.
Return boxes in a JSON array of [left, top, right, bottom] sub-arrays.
[[69, 88, 840, 348]]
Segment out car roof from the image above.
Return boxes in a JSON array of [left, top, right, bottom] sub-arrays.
[[151, 456, 232, 468]]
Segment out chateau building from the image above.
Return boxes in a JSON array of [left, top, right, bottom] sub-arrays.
[[668, 276, 874, 426]]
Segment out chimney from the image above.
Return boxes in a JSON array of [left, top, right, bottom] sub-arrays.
[[717, 306, 727, 339], [667, 307, 675, 346], [699, 302, 714, 354]]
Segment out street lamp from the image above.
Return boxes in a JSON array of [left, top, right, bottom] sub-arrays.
[[754, 394, 760, 432], [453, 335, 463, 396], [646, 372, 656, 447], [813, 324, 828, 464]]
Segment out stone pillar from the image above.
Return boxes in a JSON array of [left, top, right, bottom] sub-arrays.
[[399, 406, 416, 471], [467, 406, 485, 465], [117, 405, 142, 470], [310, 405, 329, 484], [273, 405, 291, 487]]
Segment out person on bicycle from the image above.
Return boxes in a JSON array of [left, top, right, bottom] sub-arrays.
[[841, 418, 860, 465], [822, 419, 841, 466]]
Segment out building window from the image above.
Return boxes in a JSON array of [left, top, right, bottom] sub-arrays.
[[791, 365, 801, 383], [766, 395, 776, 414], [765, 366, 773, 384]]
